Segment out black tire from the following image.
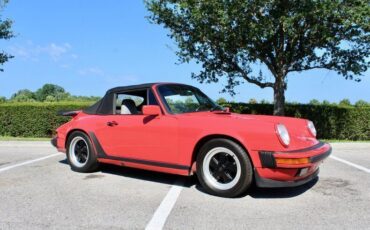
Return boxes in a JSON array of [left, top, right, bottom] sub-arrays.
[[196, 138, 253, 197], [66, 131, 99, 173]]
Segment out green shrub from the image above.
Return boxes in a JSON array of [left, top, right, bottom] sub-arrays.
[[0, 101, 369, 140], [0, 102, 92, 138]]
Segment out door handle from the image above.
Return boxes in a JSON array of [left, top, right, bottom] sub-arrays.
[[107, 121, 118, 127]]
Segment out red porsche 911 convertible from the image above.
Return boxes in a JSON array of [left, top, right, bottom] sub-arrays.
[[52, 83, 331, 197]]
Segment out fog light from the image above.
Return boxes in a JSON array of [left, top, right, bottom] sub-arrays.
[[275, 158, 310, 165]]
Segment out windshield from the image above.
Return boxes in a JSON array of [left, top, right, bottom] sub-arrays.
[[157, 84, 223, 114]]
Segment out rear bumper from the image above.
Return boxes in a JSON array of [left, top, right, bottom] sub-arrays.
[[254, 142, 331, 188], [51, 137, 57, 148], [51, 136, 66, 153]]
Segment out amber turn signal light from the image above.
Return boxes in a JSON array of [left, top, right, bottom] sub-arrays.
[[275, 157, 310, 165]]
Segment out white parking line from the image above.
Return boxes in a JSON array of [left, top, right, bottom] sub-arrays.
[[145, 180, 184, 230], [330, 155, 370, 174], [0, 153, 61, 173]]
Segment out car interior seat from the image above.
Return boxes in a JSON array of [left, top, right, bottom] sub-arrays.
[[121, 99, 138, 115]]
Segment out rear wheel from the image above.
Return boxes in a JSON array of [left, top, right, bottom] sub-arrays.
[[67, 131, 99, 172], [196, 138, 253, 197]]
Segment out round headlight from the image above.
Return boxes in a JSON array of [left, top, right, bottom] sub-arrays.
[[276, 124, 290, 146], [307, 120, 317, 137]]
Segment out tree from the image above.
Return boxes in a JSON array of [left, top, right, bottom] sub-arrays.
[[322, 100, 331, 105], [0, 0, 14, 72], [0, 96, 5, 103], [10, 89, 36, 102], [309, 99, 320, 105], [260, 99, 270, 104], [339, 99, 352, 107], [216, 97, 227, 104], [146, 0, 370, 115], [35, 84, 69, 101], [354, 99, 369, 107], [248, 98, 258, 104], [5, 84, 101, 103], [44, 95, 56, 102]]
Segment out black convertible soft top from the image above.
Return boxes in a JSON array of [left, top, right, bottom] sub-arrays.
[[83, 83, 157, 115]]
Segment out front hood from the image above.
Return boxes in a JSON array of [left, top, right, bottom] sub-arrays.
[[179, 111, 318, 150]]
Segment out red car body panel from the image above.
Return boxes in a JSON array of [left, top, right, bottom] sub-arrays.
[[53, 83, 331, 186]]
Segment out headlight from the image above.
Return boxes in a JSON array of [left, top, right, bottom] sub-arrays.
[[307, 120, 317, 137], [276, 124, 290, 146]]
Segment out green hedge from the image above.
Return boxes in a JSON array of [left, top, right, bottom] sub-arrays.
[[0, 102, 369, 140], [221, 103, 370, 141], [0, 102, 92, 138]]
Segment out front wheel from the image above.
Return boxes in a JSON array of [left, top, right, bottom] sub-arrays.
[[196, 138, 253, 197], [66, 131, 99, 173]]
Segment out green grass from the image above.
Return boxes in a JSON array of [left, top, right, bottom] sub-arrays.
[[0, 136, 51, 141]]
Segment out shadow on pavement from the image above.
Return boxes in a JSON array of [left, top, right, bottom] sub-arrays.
[[59, 159, 68, 164], [59, 159, 318, 198], [100, 164, 196, 188], [247, 177, 319, 199], [59, 159, 195, 188], [193, 176, 319, 199]]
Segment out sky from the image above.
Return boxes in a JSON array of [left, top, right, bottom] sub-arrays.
[[0, 1, 369, 103]]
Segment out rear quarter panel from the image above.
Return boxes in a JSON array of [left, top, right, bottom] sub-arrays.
[[56, 113, 100, 150]]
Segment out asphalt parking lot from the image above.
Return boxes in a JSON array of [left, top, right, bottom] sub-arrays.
[[0, 142, 369, 230]]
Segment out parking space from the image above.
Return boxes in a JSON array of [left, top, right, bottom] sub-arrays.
[[0, 142, 369, 229], [330, 143, 370, 168], [166, 156, 370, 229], [0, 142, 53, 168]]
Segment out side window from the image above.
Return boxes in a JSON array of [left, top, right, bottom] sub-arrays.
[[116, 91, 145, 115]]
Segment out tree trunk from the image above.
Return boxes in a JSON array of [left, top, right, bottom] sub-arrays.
[[273, 77, 286, 116]]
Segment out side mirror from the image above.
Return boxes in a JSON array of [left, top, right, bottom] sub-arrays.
[[224, 107, 230, 113], [142, 105, 161, 116]]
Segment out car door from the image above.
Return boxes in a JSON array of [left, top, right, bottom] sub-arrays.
[[94, 88, 179, 164]]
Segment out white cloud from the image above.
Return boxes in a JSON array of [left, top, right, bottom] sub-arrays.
[[10, 46, 27, 58], [43, 43, 71, 61], [78, 67, 105, 76], [77, 67, 140, 84], [8, 41, 73, 62], [118, 75, 139, 83], [105, 74, 140, 84], [60, 64, 70, 69], [9, 45, 33, 60]]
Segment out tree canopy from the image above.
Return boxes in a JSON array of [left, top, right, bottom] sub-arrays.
[[0, 0, 14, 72], [35, 84, 68, 101], [10, 89, 36, 102], [8, 84, 101, 102], [146, 0, 370, 115]]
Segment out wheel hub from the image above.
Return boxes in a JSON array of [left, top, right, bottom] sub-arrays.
[[74, 140, 88, 163], [203, 147, 242, 190], [209, 153, 237, 184]]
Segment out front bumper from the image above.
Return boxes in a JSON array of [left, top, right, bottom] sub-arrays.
[[254, 141, 331, 188], [255, 168, 319, 188], [259, 141, 332, 169]]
